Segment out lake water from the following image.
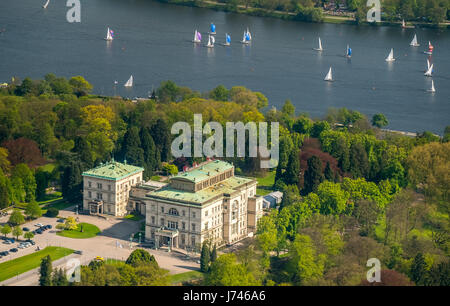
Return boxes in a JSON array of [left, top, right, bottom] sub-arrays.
[[0, 0, 449, 134]]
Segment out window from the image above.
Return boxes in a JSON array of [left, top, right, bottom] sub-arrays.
[[88, 181, 92, 188], [192, 212, 196, 218], [161, 207, 165, 213], [232, 211, 236, 220], [168, 208, 179, 216], [205, 210, 208, 217], [160, 218, 164, 226], [108, 185, 111, 191], [204, 222, 209, 230], [181, 234, 185, 245], [191, 236, 195, 246], [151, 216, 155, 224], [88, 191, 91, 198], [168, 221, 178, 229], [97, 193, 102, 200], [182, 210, 185, 217], [182, 222, 186, 230], [97, 183, 102, 189], [192, 223, 196, 232]]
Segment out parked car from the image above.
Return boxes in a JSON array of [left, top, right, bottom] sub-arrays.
[[0, 251, 9, 256], [35, 223, 44, 227], [46, 225, 52, 229], [74, 250, 83, 255], [57, 218, 65, 223], [95, 256, 104, 261], [22, 227, 30, 232], [36, 229, 43, 234], [26, 240, 35, 245], [3, 240, 12, 245], [9, 248, 18, 252], [9, 238, 15, 243]]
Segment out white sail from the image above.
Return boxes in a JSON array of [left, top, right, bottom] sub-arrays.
[[211, 36, 215, 44], [43, 0, 50, 9], [402, 19, 405, 27], [410, 34, 419, 46], [429, 80, 436, 93], [385, 48, 395, 62], [194, 30, 198, 42], [124, 75, 133, 87], [105, 27, 113, 41], [206, 35, 214, 48], [427, 59, 430, 71], [314, 37, 323, 51], [424, 64, 433, 77], [324, 67, 333, 81]]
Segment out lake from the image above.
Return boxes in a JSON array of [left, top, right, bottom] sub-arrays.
[[0, 0, 449, 134]]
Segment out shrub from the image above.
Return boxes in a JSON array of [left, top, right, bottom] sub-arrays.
[[45, 207, 59, 218]]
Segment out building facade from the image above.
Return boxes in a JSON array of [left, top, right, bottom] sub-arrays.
[[82, 160, 144, 217], [130, 160, 263, 251]]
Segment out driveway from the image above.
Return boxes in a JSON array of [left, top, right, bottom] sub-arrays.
[[0, 207, 199, 285]]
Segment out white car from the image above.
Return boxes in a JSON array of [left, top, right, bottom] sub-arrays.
[[34, 223, 44, 227]]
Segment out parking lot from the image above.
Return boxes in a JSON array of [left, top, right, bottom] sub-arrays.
[[0, 206, 200, 285]]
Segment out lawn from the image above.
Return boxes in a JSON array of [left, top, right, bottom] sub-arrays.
[[56, 222, 101, 239], [170, 270, 204, 285], [0, 246, 74, 282], [124, 214, 145, 221], [256, 171, 276, 196]]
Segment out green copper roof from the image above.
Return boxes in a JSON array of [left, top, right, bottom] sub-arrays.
[[171, 160, 234, 183], [147, 176, 255, 205], [82, 161, 144, 181]]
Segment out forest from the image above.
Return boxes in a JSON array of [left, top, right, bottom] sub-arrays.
[[0, 75, 449, 286]]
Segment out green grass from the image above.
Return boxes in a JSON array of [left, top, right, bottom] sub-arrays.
[[37, 192, 63, 206], [39, 163, 56, 173], [150, 175, 161, 181], [56, 223, 101, 239], [170, 270, 204, 284], [124, 214, 145, 221], [256, 171, 276, 196], [0, 246, 74, 282]]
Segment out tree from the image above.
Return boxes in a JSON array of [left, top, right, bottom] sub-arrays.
[[12, 226, 23, 240], [289, 234, 325, 285], [151, 119, 171, 162], [1, 224, 11, 237], [200, 241, 211, 272], [371, 113, 388, 128], [316, 181, 350, 215], [39, 255, 53, 286], [25, 200, 42, 219], [293, 116, 313, 134], [303, 155, 323, 195], [64, 216, 78, 230], [360, 269, 413, 286], [1, 137, 45, 167], [284, 149, 300, 186], [140, 127, 158, 178], [205, 253, 259, 286], [11, 163, 36, 202], [35, 169, 48, 201], [120, 126, 144, 166], [52, 268, 69, 286], [61, 160, 83, 202], [8, 209, 25, 226], [211, 244, 218, 263], [349, 142, 369, 178], [324, 162, 334, 181], [209, 85, 229, 101], [410, 253, 427, 285], [24, 231, 35, 240], [162, 163, 178, 176], [126, 249, 158, 268], [45, 207, 59, 218], [69, 76, 93, 97]]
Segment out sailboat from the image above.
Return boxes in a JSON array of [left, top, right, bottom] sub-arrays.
[[410, 34, 419, 47], [210, 23, 216, 35], [324, 67, 333, 82], [313, 37, 323, 51], [427, 80, 436, 93], [241, 31, 251, 44], [424, 41, 433, 55], [43, 0, 50, 9], [193, 30, 202, 43], [385, 48, 395, 62], [246, 28, 252, 41], [345, 44, 352, 58], [124, 75, 133, 87], [424, 64, 433, 77], [206, 35, 215, 48], [401, 19, 414, 29], [224, 33, 231, 46], [105, 27, 114, 41]]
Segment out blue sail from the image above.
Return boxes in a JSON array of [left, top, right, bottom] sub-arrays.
[[226, 34, 231, 43], [210, 23, 216, 33], [348, 48, 352, 56], [245, 33, 250, 41]]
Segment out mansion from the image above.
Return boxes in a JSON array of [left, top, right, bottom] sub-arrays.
[[82, 159, 263, 250]]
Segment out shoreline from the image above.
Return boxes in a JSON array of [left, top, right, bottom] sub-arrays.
[[155, 0, 449, 29]]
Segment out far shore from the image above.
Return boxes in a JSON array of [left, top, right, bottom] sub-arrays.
[[155, 0, 449, 29]]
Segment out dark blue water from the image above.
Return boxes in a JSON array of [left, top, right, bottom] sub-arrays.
[[0, 0, 449, 134]]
